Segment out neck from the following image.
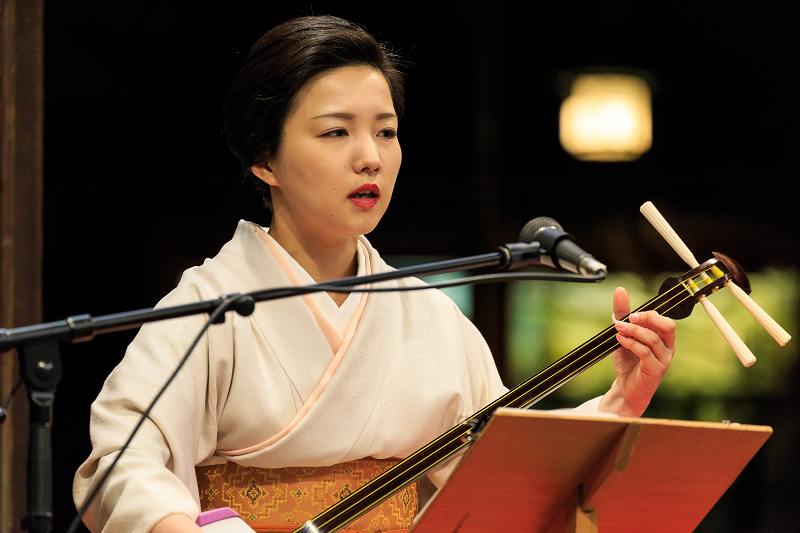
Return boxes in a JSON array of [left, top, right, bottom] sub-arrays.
[[267, 223, 358, 306]]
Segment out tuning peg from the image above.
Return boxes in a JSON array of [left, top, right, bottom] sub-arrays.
[[640, 202, 700, 269], [639, 201, 791, 366], [726, 281, 791, 346], [641, 201, 790, 348], [699, 298, 757, 367]]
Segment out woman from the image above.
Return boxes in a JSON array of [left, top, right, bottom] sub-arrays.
[[73, 15, 675, 533]]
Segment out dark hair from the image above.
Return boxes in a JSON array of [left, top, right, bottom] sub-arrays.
[[223, 15, 405, 211]]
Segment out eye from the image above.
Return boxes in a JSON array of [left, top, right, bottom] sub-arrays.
[[378, 128, 397, 139], [322, 128, 348, 138]]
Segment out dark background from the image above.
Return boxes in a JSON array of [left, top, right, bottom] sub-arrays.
[[41, 2, 799, 532]]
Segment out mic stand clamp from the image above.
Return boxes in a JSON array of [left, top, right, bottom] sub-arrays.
[[18, 340, 62, 533], [500, 242, 542, 270]]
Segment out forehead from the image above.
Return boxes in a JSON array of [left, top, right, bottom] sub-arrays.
[[291, 65, 395, 117]]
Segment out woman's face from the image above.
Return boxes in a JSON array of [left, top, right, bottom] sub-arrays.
[[253, 65, 401, 247]]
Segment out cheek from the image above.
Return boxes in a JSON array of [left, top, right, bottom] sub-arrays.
[[385, 146, 402, 176]]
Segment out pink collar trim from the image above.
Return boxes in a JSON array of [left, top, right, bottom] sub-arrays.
[[218, 228, 371, 456]]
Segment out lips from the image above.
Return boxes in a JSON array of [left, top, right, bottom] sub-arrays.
[[348, 183, 380, 208]]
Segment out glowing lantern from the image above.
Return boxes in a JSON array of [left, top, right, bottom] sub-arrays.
[[559, 74, 652, 161]]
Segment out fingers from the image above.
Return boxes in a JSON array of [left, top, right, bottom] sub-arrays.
[[614, 321, 661, 363], [612, 287, 630, 321], [611, 287, 676, 371], [611, 286, 676, 352], [613, 313, 675, 364], [629, 310, 676, 350]]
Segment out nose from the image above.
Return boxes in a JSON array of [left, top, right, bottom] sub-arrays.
[[352, 134, 381, 175]]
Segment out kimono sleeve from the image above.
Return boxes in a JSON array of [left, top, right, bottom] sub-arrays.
[[427, 307, 508, 488], [72, 279, 232, 533]]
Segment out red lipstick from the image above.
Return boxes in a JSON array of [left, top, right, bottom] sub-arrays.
[[348, 183, 380, 208]]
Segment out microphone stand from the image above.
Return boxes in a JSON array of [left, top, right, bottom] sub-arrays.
[[0, 240, 576, 533]]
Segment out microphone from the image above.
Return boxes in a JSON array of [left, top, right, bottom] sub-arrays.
[[519, 217, 607, 277]]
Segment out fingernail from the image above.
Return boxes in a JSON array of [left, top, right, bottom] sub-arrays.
[[614, 321, 628, 331], [629, 312, 640, 321]]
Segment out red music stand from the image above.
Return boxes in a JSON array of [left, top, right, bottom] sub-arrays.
[[411, 408, 772, 533]]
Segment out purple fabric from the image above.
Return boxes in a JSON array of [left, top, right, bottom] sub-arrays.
[[195, 508, 241, 527]]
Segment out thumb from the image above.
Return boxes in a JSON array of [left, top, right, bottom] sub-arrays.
[[613, 287, 631, 321]]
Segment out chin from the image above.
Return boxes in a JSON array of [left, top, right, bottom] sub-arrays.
[[350, 224, 380, 239], [349, 212, 386, 237]]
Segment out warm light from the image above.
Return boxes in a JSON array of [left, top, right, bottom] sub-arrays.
[[559, 74, 652, 161]]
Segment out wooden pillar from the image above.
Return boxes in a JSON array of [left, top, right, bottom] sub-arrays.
[[0, 0, 45, 531]]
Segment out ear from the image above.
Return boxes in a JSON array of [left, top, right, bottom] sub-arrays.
[[251, 162, 279, 187]]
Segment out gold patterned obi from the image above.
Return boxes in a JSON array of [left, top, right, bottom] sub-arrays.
[[196, 459, 418, 533]]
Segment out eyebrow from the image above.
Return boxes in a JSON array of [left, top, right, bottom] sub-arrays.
[[311, 112, 397, 121]]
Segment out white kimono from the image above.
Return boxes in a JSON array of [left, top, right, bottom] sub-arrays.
[[73, 220, 508, 533]]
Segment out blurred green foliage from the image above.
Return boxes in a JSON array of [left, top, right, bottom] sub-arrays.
[[507, 269, 799, 420]]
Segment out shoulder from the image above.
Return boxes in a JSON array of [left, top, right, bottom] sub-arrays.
[[157, 220, 284, 308]]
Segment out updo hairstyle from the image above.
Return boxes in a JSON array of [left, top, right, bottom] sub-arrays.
[[223, 15, 405, 210]]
